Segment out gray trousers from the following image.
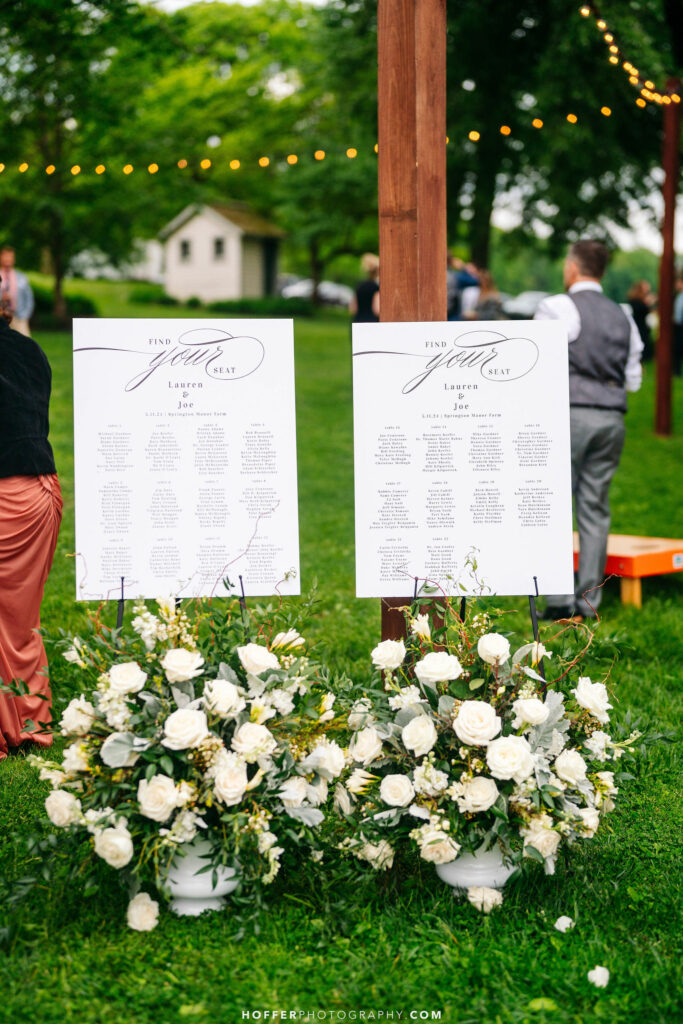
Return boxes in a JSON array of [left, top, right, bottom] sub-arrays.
[[548, 406, 625, 616]]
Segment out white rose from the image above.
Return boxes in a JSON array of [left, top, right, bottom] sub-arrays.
[[348, 726, 383, 765], [511, 697, 550, 730], [453, 701, 502, 746], [452, 775, 499, 813], [371, 639, 406, 671], [347, 698, 374, 730], [477, 633, 511, 666], [203, 679, 245, 717], [360, 840, 394, 870], [554, 915, 575, 933], [486, 735, 534, 782], [402, 715, 438, 757], [60, 696, 97, 737], [419, 827, 460, 864], [587, 966, 610, 988], [572, 676, 612, 724], [231, 721, 277, 763], [414, 651, 462, 686], [213, 751, 249, 805], [522, 813, 561, 861], [161, 648, 204, 685], [467, 886, 503, 913], [108, 661, 148, 695], [237, 643, 280, 676], [39, 766, 66, 788], [584, 730, 611, 761], [62, 741, 90, 773], [576, 806, 600, 837], [137, 774, 178, 822], [127, 892, 159, 932], [94, 825, 134, 868], [379, 774, 415, 807], [270, 629, 305, 650], [270, 689, 295, 716], [45, 789, 82, 827], [162, 709, 209, 750], [411, 614, 431, 640], [279, 776, 309, 808], [299, 740, 346, 780], [554, 749, 588, 786]]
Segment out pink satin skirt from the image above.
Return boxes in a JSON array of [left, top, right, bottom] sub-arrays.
[[0, 474, 62, 759]]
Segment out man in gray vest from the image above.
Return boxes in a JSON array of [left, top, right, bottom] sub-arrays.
[[535, 239, 643, 619]]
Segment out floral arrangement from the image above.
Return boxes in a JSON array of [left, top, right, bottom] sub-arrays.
[[334, 603, 639, 910], [32, 597, 345, 930]]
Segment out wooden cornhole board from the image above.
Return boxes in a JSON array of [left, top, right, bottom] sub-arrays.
[[573, 533, 683, 608]]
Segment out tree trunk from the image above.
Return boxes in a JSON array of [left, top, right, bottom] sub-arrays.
[[469, 155, 497, 268]]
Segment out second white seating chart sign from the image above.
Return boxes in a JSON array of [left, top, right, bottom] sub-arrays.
[[352, 321, 575, 598], [73, 319, 300, 600]]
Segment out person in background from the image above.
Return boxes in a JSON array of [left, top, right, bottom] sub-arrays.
[[0, 281, 62, 760], [447, 252, 479, 320], [349, 253, 380, 323], [627, 280, 655, 361], [465, 269, 504, 320], [0, 245, 34, 336], [673, 270, 683, 377], [535, 239, 643, 621]]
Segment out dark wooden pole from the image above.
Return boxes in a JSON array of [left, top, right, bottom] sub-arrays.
[[377, 0, 447, 640], [655, 79, 681, 437]]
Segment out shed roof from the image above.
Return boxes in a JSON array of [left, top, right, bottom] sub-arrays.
[[159, 202, 285, 241]]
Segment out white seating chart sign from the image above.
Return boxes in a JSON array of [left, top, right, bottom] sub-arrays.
[[73, 319, 300, 600], [352, 321, 574, 598]]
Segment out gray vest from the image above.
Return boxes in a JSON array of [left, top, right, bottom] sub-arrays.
[[568, 290, 631, 412]]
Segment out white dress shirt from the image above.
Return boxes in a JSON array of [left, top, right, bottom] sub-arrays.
[[535, 281, 643, 392]]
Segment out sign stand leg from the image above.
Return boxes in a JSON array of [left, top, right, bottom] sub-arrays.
[[528, 575, 546, 687], [239, 575, 247, 621], [116, 576, 125, 630]]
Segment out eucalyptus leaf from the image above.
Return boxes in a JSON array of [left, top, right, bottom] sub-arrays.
[[393, 705, 424, 729], [468, 677, 485, 691], [170, 679, 195, 708], [216, 662, 240, 685], [438, 695, 456, 716]]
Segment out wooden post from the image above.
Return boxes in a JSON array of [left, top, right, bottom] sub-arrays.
[[377, 0, 447, 640], [655, 78, 681, 437]]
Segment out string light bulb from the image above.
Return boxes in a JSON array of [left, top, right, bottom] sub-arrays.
[[71, 165, 81, 175], [604, 33, 613, 43], [672, 94, 681, 103], [346, 147, 357, 158], [629, 76, 639, 85], [314, 150, 325, 160], [229, 159, 240, 169], [608, 55, 619, 64], [600, 106, 611, 116], [532, 118, 543, 129], [596, 19, 607, 30], [499, 124, 511, 135], [200, 158, 211, 170], [177, 159, 188, 169], [286, 154, 298, 165], [148, 163, 159, 174], [0, 164, 5, 173], [123, 164, 133, 174], [608, 44, 618, 54], [566, 113, 578, 123], [468, 130, 480, 141], [636, 98, 646, 107], [258, 156, 270, 167], [95, 164, 106, 174], [580, 5, 590, 15], [46, 164, 56, 175], [644, 80, 654, 89]]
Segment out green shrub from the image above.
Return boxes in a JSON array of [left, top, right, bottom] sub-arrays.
[[186, 296, 202, 308], [128, 283, 179, 306], [30, 283, 98, 329], [206, 296, 314, 317]]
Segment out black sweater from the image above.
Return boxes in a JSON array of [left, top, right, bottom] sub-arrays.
[[0, 319, 57, 477]]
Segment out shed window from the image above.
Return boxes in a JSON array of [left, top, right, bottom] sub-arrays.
[[213, 237, 225, 260], [180, 239, 191, 262]]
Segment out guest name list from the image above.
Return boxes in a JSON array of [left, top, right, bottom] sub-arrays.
[[73, 319, 300, 600], [352, 321, 574, 597]]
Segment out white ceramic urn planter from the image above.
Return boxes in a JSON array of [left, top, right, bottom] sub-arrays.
[[166, 837, 239, 916], [435, 846, 515, 890]]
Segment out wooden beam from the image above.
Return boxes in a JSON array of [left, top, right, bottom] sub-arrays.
[[377, 0, 447, 639], [655, 78, 681, 437]]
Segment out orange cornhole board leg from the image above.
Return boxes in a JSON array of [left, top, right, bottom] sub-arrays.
[[573, 533, 683, 607]]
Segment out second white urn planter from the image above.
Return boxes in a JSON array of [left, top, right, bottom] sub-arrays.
[[166, 837, 238, 916], [435, 846, 515, 890]]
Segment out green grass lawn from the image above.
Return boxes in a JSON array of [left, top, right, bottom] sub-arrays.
[[1, 285, 682, 1024]]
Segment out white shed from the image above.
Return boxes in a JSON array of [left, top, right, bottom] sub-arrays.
[[159, 202, 284, 304]]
